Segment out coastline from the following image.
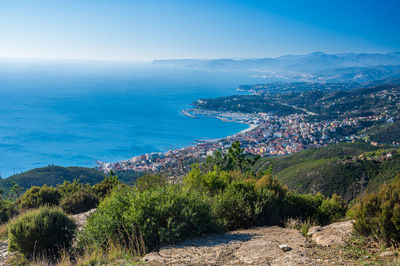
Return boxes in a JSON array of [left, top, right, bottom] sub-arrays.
[[96, 108, 261, 173], [195, 123, 259, 143]]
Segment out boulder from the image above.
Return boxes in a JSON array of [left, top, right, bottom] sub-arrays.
[[309, 220, 353, 247]]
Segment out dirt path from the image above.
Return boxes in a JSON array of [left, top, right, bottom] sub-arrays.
[[144, 226, 318, 265]]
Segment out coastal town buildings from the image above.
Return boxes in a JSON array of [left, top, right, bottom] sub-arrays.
[[96, 109, 391, 174]]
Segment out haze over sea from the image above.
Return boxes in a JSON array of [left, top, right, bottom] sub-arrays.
[[0, 60, 264, 178]]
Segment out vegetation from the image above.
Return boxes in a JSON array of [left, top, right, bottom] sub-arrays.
[[195, 83, 400, 122], [364, 122, 400, 144], [0, 199, 17, 224], [60, 187, 98, 214], [92, 172, 121, 199], [79, 185, 218, 252], [251, 143, 400, 201], [0, 166, 106, 195], [194, 94, 303, 116], [352, 177, 400, 246], [0, 142, 399, 264], [8, 207, 76, 258], [18, 185, 61, 209]]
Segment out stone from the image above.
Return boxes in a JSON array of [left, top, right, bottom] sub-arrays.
[[310, 220, 353, 247], [279, 244, 292, 252], [380, 250, 395, 257], [308, 226, 323, 236]]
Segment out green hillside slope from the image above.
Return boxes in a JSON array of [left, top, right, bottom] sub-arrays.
[[0, 166, 106, 193], [253, 143, 400, 201]]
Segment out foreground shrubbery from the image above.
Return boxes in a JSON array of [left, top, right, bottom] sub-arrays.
[[212, 179, 283, 230], [57, 179, 99, 214], [352, 177, 400, 246], [0, 199, 17, 224], [60, 188, 99, 214], [8, 207, 76, 258], [79, 185, 218, 252], [79, 167, 347, 253], [1, 143, 352, 264], [18, 185, 61, 209]]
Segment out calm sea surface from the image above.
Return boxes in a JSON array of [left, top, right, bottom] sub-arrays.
[[0, 60, 261, 177]]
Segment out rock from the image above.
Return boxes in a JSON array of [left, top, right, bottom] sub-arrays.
[[279, 244, 292, 252], [311, 220, 353, 247], [308, 226, 323, 236], [70, 208, 96, 230], [380, 250, 395, 257], [0, 241, 9, 266]]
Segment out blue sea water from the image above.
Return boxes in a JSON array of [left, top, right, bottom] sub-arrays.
[[0, 60, 260, 178]]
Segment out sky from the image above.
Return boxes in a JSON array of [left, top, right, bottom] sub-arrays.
[[0, 0, 399, 61]]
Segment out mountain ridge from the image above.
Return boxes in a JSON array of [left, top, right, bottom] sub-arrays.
[[153, 51, 400, 72]]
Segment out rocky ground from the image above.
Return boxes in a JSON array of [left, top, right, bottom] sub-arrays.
[[0, 241, 9, 266], [0, 212, 398, 265], [144, 220, 398, 265], [144, 226, 316, 265]]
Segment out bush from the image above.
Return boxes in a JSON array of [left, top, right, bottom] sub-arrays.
[[8, 207, 77, 258], [317, 194, 347, 225], [0, 199, 17, 224], [57, 179, 86, 197], [79, 185, 218, 252], [282, 192, 324, 222], [183, 165, 231, 194], [92, 174, 121, 199], [136, 174, 168, 191], [212, 181, 260, 230], [255, 174, 287, 200], [77, 186, 132, 250], [18, 185, 61, 209], [352, 178, 400, 246], [212, 181, 280, 230], [60, 187, 99, 214]]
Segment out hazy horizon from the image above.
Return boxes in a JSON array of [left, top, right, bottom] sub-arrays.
[[1, 0, 399, 61], [0, 50, 400, 64]]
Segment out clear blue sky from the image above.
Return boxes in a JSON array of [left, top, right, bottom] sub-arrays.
[[0, 0, 399, 61]]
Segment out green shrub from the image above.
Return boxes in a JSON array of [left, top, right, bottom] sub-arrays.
[[18, 185, 61, 209], [92, 174, 121, 199], [77, 186, 132, 250], [57, 179, 86, 197], [0, 199, 17, 223], [317, 194, 347, 225], [183, 165, 231, 194], [60, 187, 99, 214], [212, 181, 260, 230], [352, 178, 400, 246], [8, 207, 77, 258], [212, 181, 280, 230], [79, 185, 218, 251], [255, 187, 282, 226], [282, 192, 324, 222], [255, 174, 287, 200], [136, 174, 168, 191]]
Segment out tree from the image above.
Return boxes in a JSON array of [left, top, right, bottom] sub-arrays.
[[9, 182, 22, 199], [228, 141, 246, 173]]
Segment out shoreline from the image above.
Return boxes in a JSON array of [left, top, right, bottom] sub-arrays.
[[96, 108, 261, 173], [182, 108, 260, 142]]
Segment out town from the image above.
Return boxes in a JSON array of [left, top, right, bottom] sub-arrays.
[[96, 106, 397, 174]]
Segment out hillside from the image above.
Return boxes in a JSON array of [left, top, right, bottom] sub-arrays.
[[0, 166, 144, 194], [0, 166, 106, 193], [253, 143, 400, 201]]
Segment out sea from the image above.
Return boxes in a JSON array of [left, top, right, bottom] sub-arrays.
[[0, 59, 264, 178]]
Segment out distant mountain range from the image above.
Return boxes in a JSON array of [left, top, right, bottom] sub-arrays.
[[153, 52, 400, 72]]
